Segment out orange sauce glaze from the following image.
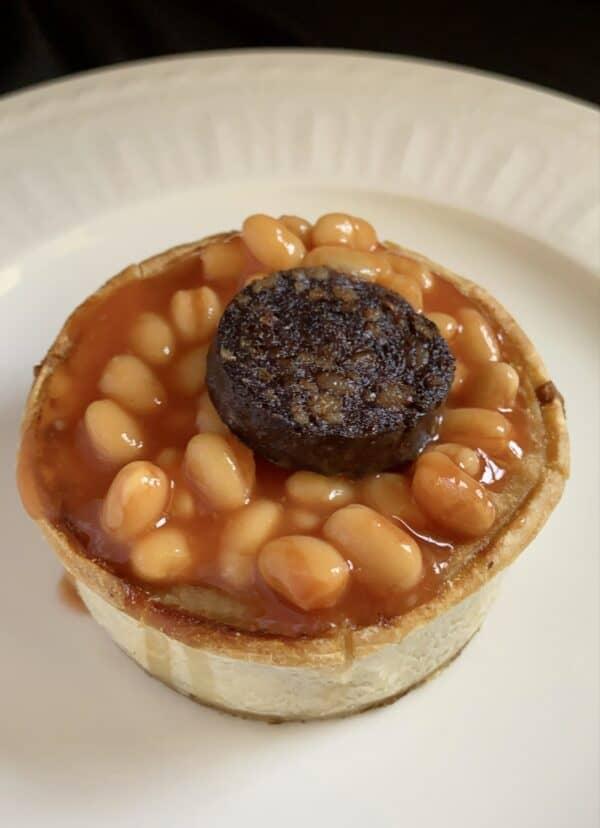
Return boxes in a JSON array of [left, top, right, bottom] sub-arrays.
[[19, 238, 534, 636]]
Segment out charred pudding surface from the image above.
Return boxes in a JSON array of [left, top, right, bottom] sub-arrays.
[[19, 213, 544, 637], [207, 268, 454, 475]]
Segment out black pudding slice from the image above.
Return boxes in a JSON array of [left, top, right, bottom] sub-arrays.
[[206, 267, 455, 476]]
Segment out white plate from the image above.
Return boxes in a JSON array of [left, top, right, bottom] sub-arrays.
[[1, 51, 598, 828]]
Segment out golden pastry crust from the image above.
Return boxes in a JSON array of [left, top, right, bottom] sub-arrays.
[[21, 235, 569, 669]]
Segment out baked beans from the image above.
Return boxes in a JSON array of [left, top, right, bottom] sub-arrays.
[[101, 461, 169, 541], [467, 362, 520, 410], [200, 237, 247, 283], [412, 452, 496, 538], [242, 214, 305, 270], [303, 246, 390, 280], [84, 400, 145, 465], [279, 215, 312, 245], [185, 433, 255, 511], [219, 499, 283, 590], [440, 408, 512, 456], [286, 471, 356, 512], [456, 308, 501, 363], [377, 271, 423, 310], [171, 286, 222, 343], [324, 505, 423, 592], [130, 313, 175, 365], [99, 355, 166, 414], [361, 473, 427, 529], [172, 346, 208, 396], [130, 528, 192, 582], [258, 535, 349, 611], [427, 312, 458, 341]]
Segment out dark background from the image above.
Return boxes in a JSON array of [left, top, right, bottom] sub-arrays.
[[2, 0, 599, 104]]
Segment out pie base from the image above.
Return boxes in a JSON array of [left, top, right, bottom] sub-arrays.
[[76, 576, 499, 721]]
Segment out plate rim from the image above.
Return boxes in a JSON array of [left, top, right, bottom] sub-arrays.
[[1, 47, 599, 116], [1, 49, 598, 271]]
